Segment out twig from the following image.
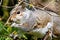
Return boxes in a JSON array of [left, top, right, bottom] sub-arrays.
[[0, 0, 2, 6], [4, 15, 12, 26], [43, 29, 52, 40], [1, 5, 14, 8], [42, 0, 55, 10], [43, 31, 49, 40]]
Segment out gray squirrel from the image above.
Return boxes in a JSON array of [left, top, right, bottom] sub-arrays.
[[10, 4, 60, 38]]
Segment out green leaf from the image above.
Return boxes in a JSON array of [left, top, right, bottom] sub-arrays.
[[0, 22, 4, 32], [5, 37, 13, 40], [7, 27, 12, 33], [22, 35, 27, 39]]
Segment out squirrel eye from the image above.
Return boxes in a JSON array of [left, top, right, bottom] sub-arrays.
[[17, 11, 20, 14]]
